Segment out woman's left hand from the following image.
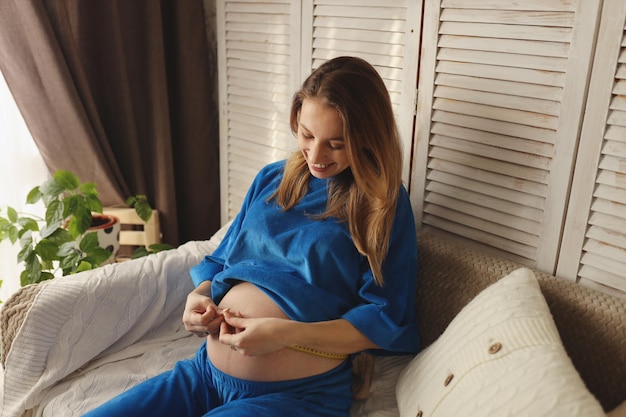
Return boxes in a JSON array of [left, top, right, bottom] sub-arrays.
[[218, 309, 289, 356]]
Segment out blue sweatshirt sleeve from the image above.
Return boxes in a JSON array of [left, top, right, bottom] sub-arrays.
[[341, 188, 419, 354], [189, 163, 280, 287], [189, 217, 238, 287]]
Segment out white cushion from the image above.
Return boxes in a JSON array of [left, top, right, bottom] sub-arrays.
[[396, 267, 605, 417]]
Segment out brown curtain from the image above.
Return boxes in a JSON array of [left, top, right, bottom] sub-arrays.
[[0, 0, 220, 245]]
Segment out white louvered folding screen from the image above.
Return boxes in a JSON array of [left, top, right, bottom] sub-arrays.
[[218, 0, 422, 223], [301, 0, 422, 183], [217, 0, 300, 222], [410, 0, 601, 272], [558, 0, 626, 295]]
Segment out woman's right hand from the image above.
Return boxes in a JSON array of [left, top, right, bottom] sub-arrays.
[[183, 281, 224, 337]]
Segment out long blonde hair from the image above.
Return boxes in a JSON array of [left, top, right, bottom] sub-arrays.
[[273, 57, 403, 285]]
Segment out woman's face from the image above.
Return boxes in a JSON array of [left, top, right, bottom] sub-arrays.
[[297, 98, 350, 179]]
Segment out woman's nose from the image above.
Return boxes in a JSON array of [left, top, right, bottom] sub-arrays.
[[309, 141, 322, 161]]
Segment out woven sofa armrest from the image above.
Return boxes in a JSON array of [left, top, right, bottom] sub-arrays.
[[1, 283, 46, 368], [416, 231, 626, 412]]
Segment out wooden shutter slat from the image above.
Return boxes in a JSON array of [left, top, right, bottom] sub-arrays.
[[595, 184, 626, 205], [436, 61, 566, 86], [422, 213, 537, 259], [313, 15, 404, 32], [440, 9, 575, 26], [315, 0, 408, 6], [434, 85, 561, 116], [314, 5, 407, 20], [433, 99, 558, 130], [427, 159, 549, 197], [435, 73, 563, 101], [430, 135, 551, 170], [426, 192, 541, 234], [427, 170, 546, 210], [440, 0, 576, 12], [437, 48, 567, 72], [431, 110, 557, 144], [431, 123, 554, 157], [439, 22, 572, 42], [428, 147, 549, 184], [425, 183, 544, 226], [438, 35, 569, 58]]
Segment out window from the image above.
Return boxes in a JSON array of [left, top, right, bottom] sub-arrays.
[[0, 69, 49, 301]]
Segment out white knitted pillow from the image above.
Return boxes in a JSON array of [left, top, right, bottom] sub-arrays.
[[396, 268, 605, 417]]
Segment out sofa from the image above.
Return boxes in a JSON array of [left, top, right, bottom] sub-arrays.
[[1, 224, 625, 417]]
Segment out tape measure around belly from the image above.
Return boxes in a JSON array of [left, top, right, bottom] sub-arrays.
[[288, 345, 349, 360]]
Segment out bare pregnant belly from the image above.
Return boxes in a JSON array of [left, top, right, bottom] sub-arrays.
[[206, 282, 345, 381]]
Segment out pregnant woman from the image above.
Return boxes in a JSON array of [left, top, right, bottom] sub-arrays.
[[83, 56, 419, 417]]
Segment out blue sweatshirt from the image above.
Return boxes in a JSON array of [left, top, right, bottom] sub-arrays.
[[190, 160, 419, 354]]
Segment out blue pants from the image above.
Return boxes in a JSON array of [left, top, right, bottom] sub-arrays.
[[83, 343, 353, 417]]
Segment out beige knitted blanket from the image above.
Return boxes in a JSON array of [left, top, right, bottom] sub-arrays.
[[0, 234, 222, 417]]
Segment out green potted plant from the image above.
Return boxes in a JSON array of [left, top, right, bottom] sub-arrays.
[[0, 170, 158, 286]]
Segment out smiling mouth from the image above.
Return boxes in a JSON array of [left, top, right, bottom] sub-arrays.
[[312, 163, 330, 169]]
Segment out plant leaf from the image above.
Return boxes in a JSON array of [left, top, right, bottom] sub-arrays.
[[35, 239, 60, 260], [75, 261, 94, 273], [40, 177, 65, 204], [18, 217, 39, 232], [47, 227, 73, 245], [64, 194, 82, 218], [85, 193, 103, 213], [17, 243, 33, 263], [148, 243, 175, 252], [128, 195, 153, 222], [85, 246, 113, 265], [0, 219, 19, 244], [23, 254, 42, 285], [79, 232, 99, 252], [40, 258, 55, 271], [79, 182, 98, 195], [53, 170, 80, 191], [137, 203, 152, 222], [18, 229, 32, 247], [60, 251, 81, 272], [67, 205, 92, 237], [45, 199, 65, 226], [20, 270, 31, 287], [7, 206, 18, 223], [131, 247, 150, 259], [126, 194, 152, 222], [38, 271, 55, 283], [40, 220, 62, 239], [8, 225, 19, 244], [57, 241, 77, 257], [26, 186, 43, 204]]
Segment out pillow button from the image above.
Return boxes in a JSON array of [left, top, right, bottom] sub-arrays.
[[489, 342, 502, 354], [444, 373, 454, 386], [416, 411, 423, 417]]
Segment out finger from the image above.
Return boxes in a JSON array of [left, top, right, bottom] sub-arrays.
[[184, 313, 212, 333], [219, 321, 236, 345], [200, 309, 215, 324], [194, 306, 222, 327], [206, 315, 225, 334], [223, 309, 245, 328]]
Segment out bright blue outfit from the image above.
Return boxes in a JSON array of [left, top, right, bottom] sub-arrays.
[[83, 160, 418, 417]]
